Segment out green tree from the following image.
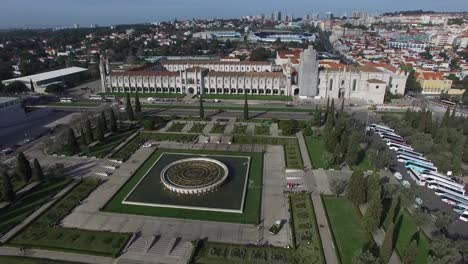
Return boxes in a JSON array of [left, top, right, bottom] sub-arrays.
[[440, 107, 451, 128], [367, 173, 381, 201], [325, 99, 335, 129], [325, 128, 338, 152], [380, 222, 395, 264], [100, 111, 108, 133], [463, 139, 468, 163], [134, 91, 141, 116], [80, 127, 87, 145], [96, 117, 105, 141], [424, 110, 433, 134], [462, 88, 468, 105], [85, 118, 94, 143], [125, 93, 135, 121], [143, 117, 155, 130], [199, 95, 205, 119], [352, 249, 382, 264], [345, 131, 361, 165], [1, 169, 15, 203], [16, 152, 32, 183], [45, 83, 64, 94], [32, 158, 45, 181], [304, 126, 313, 136], [347, 170, 367, 205], [3, 81, 28, 94], [417, 110, 426, 132], [429, 236, 462, 264], [29, 79, 35, 93], [109, 109, 117, 133], [363, 193, 383, 232], [431, 118, 439, 138], [65, 128, 80, 154], [452, 137, 464, 173], [314, 106, 322, 126], [325, 98, 330, 121], [243, 92, 249, 120], [434, 127, 448, 145], [402, 240, 418, 264]]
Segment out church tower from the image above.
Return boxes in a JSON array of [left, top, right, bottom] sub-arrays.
[[298, 46, 319, 97], [99, 55, 110, 93]]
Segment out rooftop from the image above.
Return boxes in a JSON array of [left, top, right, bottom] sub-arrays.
[[0, 97, 19, 104], [2, 67, 88, 83]]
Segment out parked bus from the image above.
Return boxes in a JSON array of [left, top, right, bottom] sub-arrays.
[[453, 203, 468, 214], [378, 131, 403, 139], [386, 139, 410, 147], [397, 154, 433, 165], [440, 100, 456, 107], [369, 124, 394, 133], [60, 97, 74, 103], [376, 130, 402, 137], [388, 142, 413, 150], [397, 148, 423, 157], [404, 160, 437, 173], [397, 151, 424, 160], [398, 156, 434, 167], [442, 192, 468, 207], [407, 167, 426, 186], [381, 134, 405, 142], [89, 95, 103, 100]]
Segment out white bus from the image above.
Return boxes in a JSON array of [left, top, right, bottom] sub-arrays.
[[60, 97, 74, 103], [407, 167, 426, 186], [386, 139, 410, 147], [89, 95, 103, 100], [388, 142, 413, 151], [397, 154, 433, 165], [442, 192, 468, 207], [459, 210, 468, 222], [397, 148, 423, 157], [369, 124, 394, 133], [381, 134, 404, 141], [398, 155, 434, 166], [405, 160, 437, 173], [376, 130, 402, 138]]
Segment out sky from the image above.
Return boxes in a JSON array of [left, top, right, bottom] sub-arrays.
[[1, 0, 467, 28]]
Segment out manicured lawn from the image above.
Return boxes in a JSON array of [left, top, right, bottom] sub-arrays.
[[289, 193, 324, 264], [233, 136, 303, 169], [383, 199, 429, 264], [86, 129, 136, 158], [304, 136, 329, 169], [167, 122, 186, 132], [210, 123, 227, 134], [99, 92, 185, 98], [322, 196, 374, 264], [189, 123, 206, 133], [352, 156, 375, 172], [0, 256, 85, 264], [255, 125, 270, 136], [232, 125, 247, 135], [104, 149, 263, 224], [0, 178, 71, 235], [10, 179, 130, 257], [201, 94, 292, 101]]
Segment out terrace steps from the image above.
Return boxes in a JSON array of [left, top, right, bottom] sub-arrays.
[[169, 240, 192, 257], [127, 235, 154, 253], [147, 237, 176, 255]]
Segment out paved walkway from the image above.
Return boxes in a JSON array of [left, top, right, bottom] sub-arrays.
[[0, 246, 114, 264], [0, 181, 79, 243], [296, 132, 339, 264]]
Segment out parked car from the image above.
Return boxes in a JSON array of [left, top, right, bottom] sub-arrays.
[[269, 220, 284, 235], [142, 142, 154, 148], [402, 180, 411, 188], [393, 172, 403, 180]]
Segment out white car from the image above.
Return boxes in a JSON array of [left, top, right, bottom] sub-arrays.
[[402, 180, 411, 188], [142, 142, 153, 148], [393, 172, 402, 180]]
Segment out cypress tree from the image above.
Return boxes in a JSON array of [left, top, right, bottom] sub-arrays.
[[417, 110, 426, 132], [109, 109, 117, 133], [100, 111, 108, 133], [325, 128, 338, 152], [381, 222, 395, 263], [16, 152, 32, 183], [345, 131, 360, 165], [314, 106, 322, 126], [66, 128, 80, 155], [324, 98, 335, 130], [402, 239, 418, 264], [367, 173, 381, 201], [96, 117, 105, 141], [346, 170, 367, 205], [29, 79, 35, 93], [440, 107, 451, 128], [85, 118, 94, 143], [463, 139, 468, 163], [424, 110, 432, 134], [243, 92, 249, 120], [32, 158, 45, 181], [1, 169, 15, 203], [449, 105, 456, 126], [325, 97, 330, 121], [431, 118, 439, 138], [81, 127, 87, 145], [125, 93, 135, 121], [134, 91, 141, 115], [363, 190, 383, 232], [199, 94, 205, 119]]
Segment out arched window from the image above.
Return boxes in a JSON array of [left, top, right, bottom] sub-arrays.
[[329, 79, 333, 91]]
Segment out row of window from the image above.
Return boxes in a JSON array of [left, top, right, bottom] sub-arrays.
[[110, 87, 287, 95], [165, 65, 270, 72]]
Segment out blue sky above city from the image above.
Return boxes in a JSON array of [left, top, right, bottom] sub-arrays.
[[1, 0, 467, 28]]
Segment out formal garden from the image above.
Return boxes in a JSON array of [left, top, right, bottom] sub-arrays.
[[210, 123, 227, 134], [189, 123, 207, 133], [254, 125, 270, 136], [0, 256, 85, 264], [8, 178, 130, 257], [167, 122, 186, 132], [232, 125, 247, 134]]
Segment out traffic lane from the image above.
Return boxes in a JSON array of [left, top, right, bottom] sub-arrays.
[[143, 108, 313, 120]]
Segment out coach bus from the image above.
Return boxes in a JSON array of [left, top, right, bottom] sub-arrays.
[[405, 160, 437, 173], [397, 154, 433, 165], [369, 124, 394, 133], [397, 148, 423, 157], [442, 192, 468, 207], [407, 167, 426, 186]]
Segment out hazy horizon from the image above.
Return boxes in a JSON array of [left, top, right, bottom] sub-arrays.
[[1, 0, 467, 29]]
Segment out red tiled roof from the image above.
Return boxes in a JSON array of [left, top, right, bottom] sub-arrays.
[[415, 71, 444, 80], [161, 60, 269, 65]]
